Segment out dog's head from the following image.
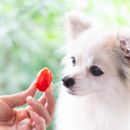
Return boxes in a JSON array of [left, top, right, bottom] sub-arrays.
[[62, 14, 130, 97]]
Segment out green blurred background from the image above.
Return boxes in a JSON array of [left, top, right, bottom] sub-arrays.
[[0, 0, 130, 129]]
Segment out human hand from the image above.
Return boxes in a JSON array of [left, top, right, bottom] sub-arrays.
[[0, 82, 37, 130], [26, 85, 55, 128], [0, 81, 55, 130]]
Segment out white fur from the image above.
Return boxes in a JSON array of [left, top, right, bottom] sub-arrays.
[[55, 15, 130, 130], [56, 84, 130, 130]]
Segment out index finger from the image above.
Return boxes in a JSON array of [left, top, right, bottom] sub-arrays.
[[45, 84, 55, 116], [0, 82, 37, 108]]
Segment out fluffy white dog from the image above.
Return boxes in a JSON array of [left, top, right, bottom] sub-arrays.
[[55, 14, 130, 130]]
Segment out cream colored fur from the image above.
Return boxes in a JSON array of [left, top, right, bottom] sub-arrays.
[[55, 14, 130, 130]]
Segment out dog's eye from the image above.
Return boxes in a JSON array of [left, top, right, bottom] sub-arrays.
[[90, 65, 104, 76], [71, 57, 76, 66]]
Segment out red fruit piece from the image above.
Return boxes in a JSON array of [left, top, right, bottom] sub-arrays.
[[36, 67, 52, 92]]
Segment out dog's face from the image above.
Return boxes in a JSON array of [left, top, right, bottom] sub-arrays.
[[62, 14, 130, 96]]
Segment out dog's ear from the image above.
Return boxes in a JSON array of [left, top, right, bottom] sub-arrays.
[[119, 38, 130, 58], [66, 13, 91, 39]]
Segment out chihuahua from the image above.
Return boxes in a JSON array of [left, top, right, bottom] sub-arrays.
[[56, 14, 130, 130]]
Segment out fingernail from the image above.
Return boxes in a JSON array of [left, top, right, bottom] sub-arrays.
[[26, 96, 35, 103]]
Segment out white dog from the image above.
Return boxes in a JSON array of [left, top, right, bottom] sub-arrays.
[[55, 14, 130, 130]]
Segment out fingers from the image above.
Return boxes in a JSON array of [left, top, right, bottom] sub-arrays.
[[26, 84, 55, 126], [15, 109, 29, 123], [26, 95, 46, 112], [17, 118, 31, 130], [45, 85, 55, 116], [38, 95, 46, 105], [0, 82, 36, 125], [0, 82, 37, 108], [28, 111, 46, 130], [26, 96, 52, 125]]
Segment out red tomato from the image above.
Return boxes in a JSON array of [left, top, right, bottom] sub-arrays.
[[36, 67, 52, 92]]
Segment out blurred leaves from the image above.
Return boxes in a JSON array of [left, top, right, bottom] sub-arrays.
[[0, 0, 65, 95]]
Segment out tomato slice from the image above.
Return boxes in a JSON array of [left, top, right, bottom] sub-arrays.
[[36, 67, 52, 92]]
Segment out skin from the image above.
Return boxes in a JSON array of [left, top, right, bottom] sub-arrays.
[[0, 82, 55, 130]]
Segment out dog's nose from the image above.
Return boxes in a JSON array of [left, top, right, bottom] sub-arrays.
[[62, 76, 75, 88]]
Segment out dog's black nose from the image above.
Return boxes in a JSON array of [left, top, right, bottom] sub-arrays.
[[62, 76, 75, 88]]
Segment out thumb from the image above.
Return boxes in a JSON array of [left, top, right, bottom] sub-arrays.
[[0, 82, 37, 108]]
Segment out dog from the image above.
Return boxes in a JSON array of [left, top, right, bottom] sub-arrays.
[[55, 14, 130, 130]]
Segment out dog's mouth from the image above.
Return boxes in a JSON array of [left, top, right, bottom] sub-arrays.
[[63, 84, 84, 96], [65, 87, 89, 97], [66, 88, 76, 95], [67, 90, 75, 95]]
